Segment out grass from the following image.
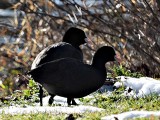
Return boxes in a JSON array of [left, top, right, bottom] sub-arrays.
[[111, 64, 143, 78], [0, 111, 160, 120], [0, 113, 66, 120], [80, 92, 160, 114], [0, 92, 159, 120], [0, 110, 106, 120], [135, 117, 160, 120]]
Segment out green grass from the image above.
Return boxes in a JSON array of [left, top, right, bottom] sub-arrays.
[[80, 93, 160, 114], [0, 92, 159, 120], [0, 111, 106, 120], [0, 113, 66, 120], [111, 64, 143, 78], [0, 111, 160, 120], [135, 117, 160, 120]]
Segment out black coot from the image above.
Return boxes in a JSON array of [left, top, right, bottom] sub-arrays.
[[29, 46, 116, 105], [31, 27, 87, 106], [31, 27, 87, 69]]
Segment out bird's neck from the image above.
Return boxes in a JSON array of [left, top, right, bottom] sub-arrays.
[[63, 36, 82, 50], [71, 43, 81, 51], [92, 58, 107, 76]]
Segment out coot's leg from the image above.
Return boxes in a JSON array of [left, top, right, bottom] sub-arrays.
[[39, 85, 43, 106], [71, 99, 78, 105], [67, 98, 72, 106], [67, 98, 78, 106], [48, 94, 55, 105]]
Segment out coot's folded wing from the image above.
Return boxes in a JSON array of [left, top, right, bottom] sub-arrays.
[[31, 43, 83, 70]]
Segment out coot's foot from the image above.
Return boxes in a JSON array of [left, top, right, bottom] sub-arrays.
[[39, 85, 43, 106], [48, 95, 55, 105], [71, 99, 78, 105], [67, 98, 78, 106], [65, 114, 75, 120]]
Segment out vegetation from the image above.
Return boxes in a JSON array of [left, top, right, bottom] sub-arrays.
[[112, 64, 143, 78], [0, 91, 160, 119], [0, 79, 39, 107], [81, 92, 160, 112], [0, 77, 160, 119], [0, 113, 67, 120]]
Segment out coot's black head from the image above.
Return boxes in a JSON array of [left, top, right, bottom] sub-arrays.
[[93, 46, 116, 62], [63, 27, 87, 46]]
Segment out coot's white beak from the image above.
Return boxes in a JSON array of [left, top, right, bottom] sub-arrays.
[[84, 37, 95, 50], [114, 55, 121, 65]]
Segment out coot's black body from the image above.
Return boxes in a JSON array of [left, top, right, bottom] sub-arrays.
[[31, 27, 87, 69], [31, 27, 87, 106], [29, 46, 116, 105]]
